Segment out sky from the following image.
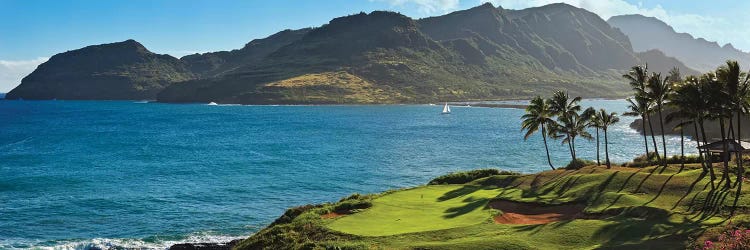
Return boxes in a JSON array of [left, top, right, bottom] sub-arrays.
[[1, 0, 748, 92]]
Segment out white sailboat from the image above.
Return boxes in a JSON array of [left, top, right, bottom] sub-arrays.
[[441, 102, 451, 114]]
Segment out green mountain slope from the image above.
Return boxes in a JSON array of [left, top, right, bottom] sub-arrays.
[[159, 4, 648, 104], [7, 3, 704, 103], [6, 40, 194, 100]]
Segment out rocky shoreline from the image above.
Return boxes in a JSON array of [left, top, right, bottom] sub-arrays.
[[169, 239, 243, 250]]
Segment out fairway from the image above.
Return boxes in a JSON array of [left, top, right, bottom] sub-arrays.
[[326, 185, 502, 236]]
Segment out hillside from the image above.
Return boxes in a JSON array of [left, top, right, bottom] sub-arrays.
[[6, 3, 704, 103], [158, 3, 654, 104], [608, 14, 750, 72], [236, 165, 750, 249], [5, 40, 194, 100]]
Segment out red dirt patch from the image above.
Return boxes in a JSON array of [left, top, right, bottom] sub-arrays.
[[490, 200, 595, 225], [321, 212, 344, 219]]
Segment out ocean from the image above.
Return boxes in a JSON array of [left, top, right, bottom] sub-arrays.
[[0, 99, 697, 249]]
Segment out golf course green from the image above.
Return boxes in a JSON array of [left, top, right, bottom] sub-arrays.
[[236, 165, 750, 249]]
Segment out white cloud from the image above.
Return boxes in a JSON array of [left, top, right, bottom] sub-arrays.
[[0, 57, 48, 92], [482, 0, 750, 52], [373, 0, 460, 14]]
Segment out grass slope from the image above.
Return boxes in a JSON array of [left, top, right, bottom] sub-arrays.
[[238, 165, 750, 249]]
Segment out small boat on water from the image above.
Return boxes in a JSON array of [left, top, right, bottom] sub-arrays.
[[207, 102, 218, 106], [441, 102, 451, 114]]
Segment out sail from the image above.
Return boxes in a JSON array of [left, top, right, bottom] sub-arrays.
[[443, 103, 450, 113]]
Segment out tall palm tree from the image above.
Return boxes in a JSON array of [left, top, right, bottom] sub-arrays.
[[522, 96, 557, 170], [552, 112, 593, 161], [667, 68, 685, 169], [717, 61, 750, 181], [625, 96, 652, 163], [706, 71, 735, 188], [548, 91, 582, 162], [597, 109, 620, 169], [646, 72, 672, 168], [624, 64, 660, 161], [716, 61, 750, 209], [584, 107, 601, 165]]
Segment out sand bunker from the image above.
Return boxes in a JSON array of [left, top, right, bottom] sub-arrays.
[[490, 200, 595, 224]]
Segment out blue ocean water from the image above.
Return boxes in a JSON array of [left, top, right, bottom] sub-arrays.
[[0, 99, 697, 249]]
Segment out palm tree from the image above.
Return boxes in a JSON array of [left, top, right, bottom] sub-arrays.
[[702, 71, 735, 189], [667, 67, 685, 170], [597, 109, 620, 169], [583, 107, 601, 165], [522, 96, 557, 170], [716, 60, 750, 209], [548, 91, 582, 119], [646, 72, 672, 168], [548, 91, 582, 162], [624, 96, 652, 163], [623, 64, 649, 92], [552, 112, 593, 162], [624, 64, 660, 161], [717, 61, 750, 181]]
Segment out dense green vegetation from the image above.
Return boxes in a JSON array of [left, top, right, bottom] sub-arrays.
[[6, 40, 193, 100], [236, 165, 750, 249], [427, 169, 519, 185], [157, 3, 684, 104]]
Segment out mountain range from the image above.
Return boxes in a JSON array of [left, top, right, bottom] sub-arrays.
[[4, 3, 720, 103], [608, 14, 750, 72]]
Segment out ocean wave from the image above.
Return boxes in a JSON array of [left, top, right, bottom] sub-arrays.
[[1, 232, 244, 250]]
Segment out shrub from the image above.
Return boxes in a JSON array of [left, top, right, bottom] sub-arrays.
[[565, 159, 595, 170], [697, 227, 750, 249], [623, 153, 719, 168], [333, 199, 372, 213], [428, 169, 520, 185], [271, 204, 323, 226]]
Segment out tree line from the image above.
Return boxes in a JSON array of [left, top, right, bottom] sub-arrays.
[[523, 60, 750, 211]]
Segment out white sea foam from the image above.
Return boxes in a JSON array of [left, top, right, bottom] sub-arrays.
[[1, 232, 244, 250]]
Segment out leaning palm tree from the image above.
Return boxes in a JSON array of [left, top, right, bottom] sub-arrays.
[[548, 91, 582, 162], [522, 96, 557, 170], [670, 76, 716, 187], [646, 72, 672, 168], [624, 96, 652, 163], [597, 109, 620, 169], [553, 112, 593, 162]]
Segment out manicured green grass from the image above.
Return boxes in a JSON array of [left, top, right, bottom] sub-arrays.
[[326, 185, 501, 236], [238, 165, 750, 249]]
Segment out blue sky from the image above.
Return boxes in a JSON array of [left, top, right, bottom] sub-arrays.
[[1, 0, 748, 92]]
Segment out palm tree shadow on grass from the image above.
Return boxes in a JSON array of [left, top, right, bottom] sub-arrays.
[[671, 171, 707, 210], [442, 197, 489, 219]]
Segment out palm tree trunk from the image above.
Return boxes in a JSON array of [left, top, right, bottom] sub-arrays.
[[736, 112, 743, 185], [680, 122, 685, 172], [720, 117, 731, 190], [695, 121, 706, 172], [642, 114, 651, 162], [658, 105, 668, 167], [596, 127, 600, 165], [571, 137, 577, 161], [647, 114, 661, 161], [605, 128, 611, 169], [700, 119, 716, 190], [541, 125, 555, 170], [734, 111, 744, 212], [567, 139, 574, 162]]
